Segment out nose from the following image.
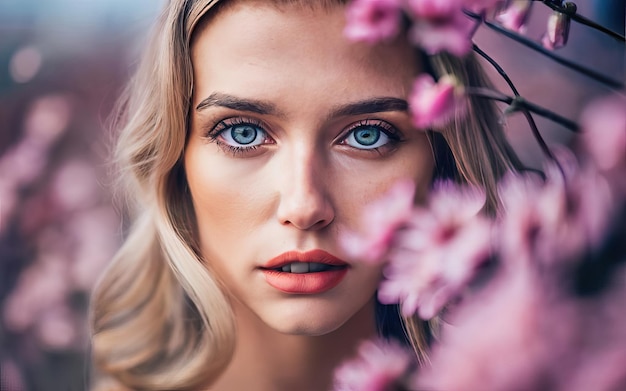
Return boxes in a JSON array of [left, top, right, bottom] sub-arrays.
[[275, 144, 335, 231]]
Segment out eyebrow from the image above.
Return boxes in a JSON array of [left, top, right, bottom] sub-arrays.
[[195, 93, 408, 118], [329, 97, 408, 118], [196, 92, 280, 115]]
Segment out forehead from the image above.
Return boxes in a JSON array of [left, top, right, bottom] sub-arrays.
[[190, 2, 419, 109]]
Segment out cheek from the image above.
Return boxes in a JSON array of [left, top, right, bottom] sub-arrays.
[[184, 146, 272, 253], [333, 143, 434, 224]]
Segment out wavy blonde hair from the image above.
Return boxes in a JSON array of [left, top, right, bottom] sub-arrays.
[[90, 0, 521, 389]]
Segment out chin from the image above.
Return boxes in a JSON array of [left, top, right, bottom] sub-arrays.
[[267, 317, 345, 337], [256, 298, 375, 337]]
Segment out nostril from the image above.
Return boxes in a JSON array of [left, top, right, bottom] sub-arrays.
[[277, 199, 335, 231]]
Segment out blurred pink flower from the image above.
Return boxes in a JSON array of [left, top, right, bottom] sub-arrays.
[[418, 262, 626, 391], [406, 0, 463, 18], [333, 339, 412, 391], [408, 74, 466, 130], [408, 2, 476, 56], [341, 179, 415, 263], [542, 10, 571, 50], [51, 159, 101, 211], [416, 268, 564, 391], [344, 0, 402, 43], [497, 171, 554, 266], [0, 137, 47, 186], [463, 0, 507, 13], [69, 206, 121, 289], [23, 94, 72, 146], [1, 359, 26, 391], [9, 45, 42, 84], [498, 163, 614, 269], [35, 304, 78, 350], [580, 94, 626, 174], [4, 254, 69, 332], [378, 181, 491, 318], [495, 0, 533, 33]]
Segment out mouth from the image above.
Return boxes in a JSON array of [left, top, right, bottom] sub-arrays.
[[260, 250, 349, 294], [263, 262, 346, 273]]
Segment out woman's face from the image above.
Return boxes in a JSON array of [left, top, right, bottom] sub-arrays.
[[185, 2, 434, 335]]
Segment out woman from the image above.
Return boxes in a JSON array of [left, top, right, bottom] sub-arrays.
[[90, 0, 520, 389]]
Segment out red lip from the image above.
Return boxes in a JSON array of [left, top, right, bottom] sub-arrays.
[[262, 249, 348, 269], [260, 250, 349, 294]]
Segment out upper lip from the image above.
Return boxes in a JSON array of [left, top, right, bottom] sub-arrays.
[[261, 249, 348, 269]]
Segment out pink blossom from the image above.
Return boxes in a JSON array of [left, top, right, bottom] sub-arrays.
[[406, 0, 463, 19], [1, 359, 26, 391], [408, 2, 476, 56], [69, 206, 121, 289], [408, 74, 466, 130], [378, 181, 491, 318], [416, 268, 565, 391], [333, 339, 412, 391], [417, 260, 626, 391], [463, 0, 508, 14], [51, 159, 100, 211], [542, 10, 571, 50], [23, 94, 72, 146], [580, 94, 626, 173], [35, 304, 78, 350], [497, 172, 550, 266], [498, 163, 614, 269], [495, 0, 533, 33], [341, 179, 415, 263], [344, 0, 402, 43], [4, 254, 69, 332]]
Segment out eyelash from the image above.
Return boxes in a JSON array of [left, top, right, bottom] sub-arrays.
[[341, 119, 402, 152], [204, 117, 270, 156], [204, 117, 402, 156]]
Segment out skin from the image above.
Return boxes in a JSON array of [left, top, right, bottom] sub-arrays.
[[185, 2, 434, 390]]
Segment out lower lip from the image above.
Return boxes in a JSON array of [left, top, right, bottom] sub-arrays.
[[261, 269, 348, 294]]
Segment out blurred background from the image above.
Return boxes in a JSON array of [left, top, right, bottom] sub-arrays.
[[0, 1, 623, 390]]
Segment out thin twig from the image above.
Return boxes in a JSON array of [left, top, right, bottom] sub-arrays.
[[472, 45, 557, 162], [541, 0, 626, 42], [473, 45, 521, 96], [464, 10, 625, 89], [466, 87, 580, 132]]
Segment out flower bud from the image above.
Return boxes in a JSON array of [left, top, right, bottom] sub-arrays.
[[408, 74, 466, 129], [542, 10, 571, 50], [495, 0, 533, 33]]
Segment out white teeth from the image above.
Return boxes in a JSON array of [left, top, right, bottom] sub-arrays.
[[278, 262, 336, 273], [289, 263, 310, 274]]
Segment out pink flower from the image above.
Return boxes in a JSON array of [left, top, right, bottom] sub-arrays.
[[378, 181, 491, 319], [463, 0, 508, 14], [542, 10, 571, 50], [497, 161, 614, 269], [406, 0, 463, 18], [341, 180, 415, 263], [409, 74, 466, 130], [580, 94, 626, 173], [416, 268, 564, 391], [344, 0, 402, 43], [417, 255, 626, 391], [407, 0, 476, 56], [1, 359, 26, 391], [495, 0, 533, 33], [333, 339, 412, 391]]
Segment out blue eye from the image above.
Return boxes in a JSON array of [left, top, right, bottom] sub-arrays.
[[344, 125, 392, 150], [220, 123, 267, 147]]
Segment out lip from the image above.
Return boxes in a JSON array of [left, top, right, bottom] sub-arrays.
[[260, 249, 349, 294]]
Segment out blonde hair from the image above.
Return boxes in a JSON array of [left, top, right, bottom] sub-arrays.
[[90, 0, 521, 389]]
